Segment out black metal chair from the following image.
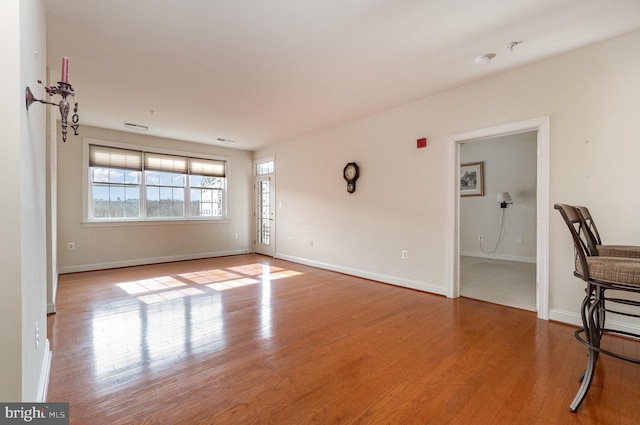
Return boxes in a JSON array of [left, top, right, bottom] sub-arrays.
[[555, 203, 640, 412], [576, 205, 640, 258]]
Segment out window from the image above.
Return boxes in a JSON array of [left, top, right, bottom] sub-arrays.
[[255, 159, 274, 176], [189, 157, 225, 218], [90, 146, 142, 219], [144, 153, 188, 218], [88, 144, 226, 221]]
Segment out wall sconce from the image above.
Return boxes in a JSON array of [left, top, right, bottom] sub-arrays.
[[496, 192, 513, 208], [25, 56, 79, 142]]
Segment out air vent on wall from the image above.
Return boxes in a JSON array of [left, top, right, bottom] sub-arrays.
[[124, 122, 149, 131], [216, 138, 236, 144]]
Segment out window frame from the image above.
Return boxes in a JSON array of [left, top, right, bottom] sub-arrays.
[[82, 138, 229, 225]]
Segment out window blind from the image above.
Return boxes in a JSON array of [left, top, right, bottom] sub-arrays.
[[90, 145, 225, 177], [144, 153, 188, 173], [189, 157, 226, 177], [89, 145, 142, 171]]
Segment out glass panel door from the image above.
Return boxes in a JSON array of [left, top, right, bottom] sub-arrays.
[[255, 175, 274, 256]]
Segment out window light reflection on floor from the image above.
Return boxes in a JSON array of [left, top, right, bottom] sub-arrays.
[[91, 290, 227, 376], [137, 287, 205, 304], [116, 276, 187, 295], [207, 277, 261, 291], [114, 263, 304, 305], [261, 264, 273, 340], [94, 262, 306, 376]]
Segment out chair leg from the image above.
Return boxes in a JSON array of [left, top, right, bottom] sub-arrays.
[[570, 289, 603, 412], [570, 346, 597, 412], [576, 291, 593, 383]]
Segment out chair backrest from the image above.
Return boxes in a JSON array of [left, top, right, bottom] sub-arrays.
[[554, 203, 592, 280], [576, 205, 602, 244]]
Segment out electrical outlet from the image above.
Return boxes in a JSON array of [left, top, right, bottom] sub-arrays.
[[68, 242, 75, 250], [233, 233, 238, 239], [478, 235, 483, 242], [517, 236, 523, 243], [401, 250, 408, 259]]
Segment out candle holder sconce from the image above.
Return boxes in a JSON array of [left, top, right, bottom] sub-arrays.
[[26, 80, 79, 143]]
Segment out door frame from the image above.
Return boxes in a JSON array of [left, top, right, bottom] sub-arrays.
[[447, 117, 550, 320]]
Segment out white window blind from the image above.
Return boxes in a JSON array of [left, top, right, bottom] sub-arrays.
[[189, 157, 226, 177], [89, 145, 142, 171], [144, 153, 188, 173]]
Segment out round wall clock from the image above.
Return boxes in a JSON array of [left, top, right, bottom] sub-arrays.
[[343, 162, 359, 193]]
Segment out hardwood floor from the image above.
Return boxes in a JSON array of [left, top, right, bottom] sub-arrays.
[[47, 254, 640, 424]]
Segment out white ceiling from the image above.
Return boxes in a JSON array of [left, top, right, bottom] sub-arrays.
[[43, 0, 640, 151]]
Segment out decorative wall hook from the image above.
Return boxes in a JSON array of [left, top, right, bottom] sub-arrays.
[[25, 57, 79, 142]]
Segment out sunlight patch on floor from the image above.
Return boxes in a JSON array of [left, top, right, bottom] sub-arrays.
[[114, 263, 303, 304]]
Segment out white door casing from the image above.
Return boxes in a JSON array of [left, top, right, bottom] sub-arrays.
[[447, 117, 550, 320]]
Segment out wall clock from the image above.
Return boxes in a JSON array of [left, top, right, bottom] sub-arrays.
[[343, 162, 359, 193]]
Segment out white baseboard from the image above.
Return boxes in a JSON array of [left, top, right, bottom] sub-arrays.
[[550, 308, 640, 335], [548, 309, 582, 327], [460, 251, 536, 263], [37, 340, 52, 402], [58, 249, 251, 274], [275, 254, 447, 296]]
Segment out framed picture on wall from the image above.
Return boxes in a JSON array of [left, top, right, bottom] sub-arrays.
[[460, 161, 484, 196]]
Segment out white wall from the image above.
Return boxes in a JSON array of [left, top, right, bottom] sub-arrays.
[[57, 126, 254, 272], [20, 0, 49, 402], [0, 0, 49, 401], [460, 132, 537, 262], [255, 30, 640, 325]]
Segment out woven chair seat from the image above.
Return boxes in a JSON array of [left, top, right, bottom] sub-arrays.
[[575, 256, 640, 286], [596, 245, 640, 258]]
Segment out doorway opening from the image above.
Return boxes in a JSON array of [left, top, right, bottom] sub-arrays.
[[448, 117, 550, 320], [459, 131, 537, 311]]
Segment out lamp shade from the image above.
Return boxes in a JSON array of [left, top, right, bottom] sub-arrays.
[[496, 192, 512, 203]]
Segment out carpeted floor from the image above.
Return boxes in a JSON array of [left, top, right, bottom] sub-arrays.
[[460, 256, 536, 312]]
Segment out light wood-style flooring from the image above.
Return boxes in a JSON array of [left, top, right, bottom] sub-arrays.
[[47, 254, 640, 424]]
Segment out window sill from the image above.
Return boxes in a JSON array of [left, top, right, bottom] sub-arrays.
[[82, 218, 231, 228]]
